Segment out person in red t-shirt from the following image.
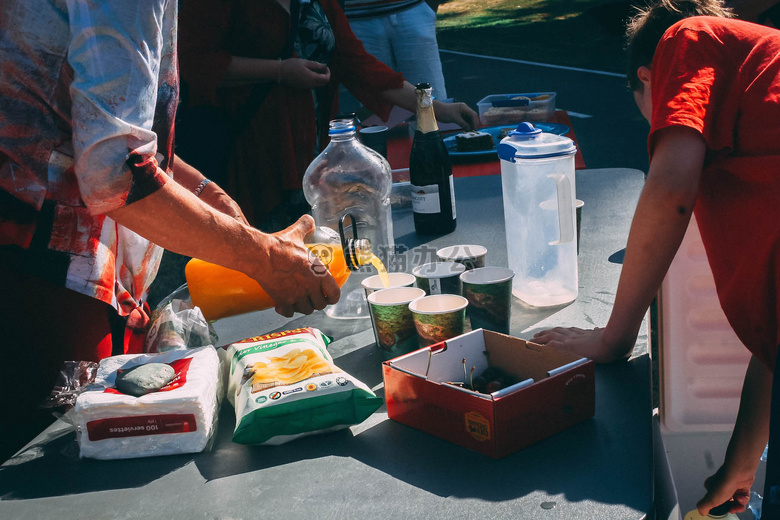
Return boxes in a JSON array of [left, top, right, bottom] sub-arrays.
[[533, 0, 780, 515]]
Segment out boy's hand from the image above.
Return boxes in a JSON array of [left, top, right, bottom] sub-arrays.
[[696, 355, 771, 516], [531, 327, 633, 363], [696, 463, 754, 515]]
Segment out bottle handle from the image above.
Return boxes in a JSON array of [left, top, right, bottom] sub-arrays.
[[546, 173, 575, 245], [338, 213, 361, 271]]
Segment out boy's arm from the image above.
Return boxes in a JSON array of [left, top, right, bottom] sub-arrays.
[[697, 354, 771, 514], [532, 126, 705, 361]]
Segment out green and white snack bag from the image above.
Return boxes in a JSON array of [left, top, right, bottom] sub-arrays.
[[225, 327, 382, 445]]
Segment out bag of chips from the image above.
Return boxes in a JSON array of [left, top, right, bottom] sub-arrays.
[[225, 327, 382, 445]]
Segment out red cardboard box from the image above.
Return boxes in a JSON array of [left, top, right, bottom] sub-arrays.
[[382, 329, 595, 459]]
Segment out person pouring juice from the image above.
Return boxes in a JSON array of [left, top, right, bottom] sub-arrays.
[[186, 216, 384, 321]]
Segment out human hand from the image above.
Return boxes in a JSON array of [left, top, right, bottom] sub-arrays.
[[531, 326, 633, 363], [433, 100, 480, 131], [250, 215, 341, 317], [198, 181, 248, 225], [695, 462, 755, 515], [279, 58, 331, 89]]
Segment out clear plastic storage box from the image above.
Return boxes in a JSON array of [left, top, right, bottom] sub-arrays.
[[477, 92, 556, 126]]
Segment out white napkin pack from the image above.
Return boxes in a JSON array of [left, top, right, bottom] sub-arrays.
[[73, 346, 220, 459]]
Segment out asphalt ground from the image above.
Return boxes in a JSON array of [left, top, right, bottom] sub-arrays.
[[438, 49, 650, 173]]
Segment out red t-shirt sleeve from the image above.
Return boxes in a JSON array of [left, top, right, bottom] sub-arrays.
[[649, 19, 741, 159], [324, 0, 405, 120]]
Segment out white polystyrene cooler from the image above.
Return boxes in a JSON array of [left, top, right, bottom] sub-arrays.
[[657, 215, 764, 519], [659, 215, 750, 433]]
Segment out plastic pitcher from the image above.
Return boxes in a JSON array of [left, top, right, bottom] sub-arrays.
[[497, 122, 578, 307]]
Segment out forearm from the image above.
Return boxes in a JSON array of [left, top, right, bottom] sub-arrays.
[[222, 56, 281, 87], [603, 177, 696, 349], [380, 80, 417, 113], [172, 154, 207, 191], [724, 355, 772, 473], [378, 80, 455, 113], [106, 180, 265, 278], [603, 127, 704, 353], [171, 154, 247, 223], [695, 354, 772, 513], [380, 81, 479, 130]]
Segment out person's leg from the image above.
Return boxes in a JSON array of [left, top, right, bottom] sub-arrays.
[[340, 15, 394, 113], [347, 15, 395, 70], [388, 2, 447, 98], [0, 248, 117, 462]]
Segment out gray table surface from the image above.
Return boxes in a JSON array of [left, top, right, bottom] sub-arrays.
[[0, 168, 652, 520]]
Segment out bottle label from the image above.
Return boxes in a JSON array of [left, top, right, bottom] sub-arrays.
[[411, 184, 441, 214]]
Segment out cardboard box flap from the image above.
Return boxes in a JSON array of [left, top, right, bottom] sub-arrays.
[[388, 330, 588, 388], [482, 330, 584, 382], [387, 348, 433, 378], [425, 330, 491, 383]]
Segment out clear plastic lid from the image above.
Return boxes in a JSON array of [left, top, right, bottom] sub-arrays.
[[497, 122, 576, 162]]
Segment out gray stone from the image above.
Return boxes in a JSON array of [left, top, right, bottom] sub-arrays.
[[115, 363, 176, 396]]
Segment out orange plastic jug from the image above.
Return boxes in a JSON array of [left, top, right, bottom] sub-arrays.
[[185, 224, 383, 321]]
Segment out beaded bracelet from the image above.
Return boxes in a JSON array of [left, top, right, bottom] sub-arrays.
[[193, 178, 212, 197]]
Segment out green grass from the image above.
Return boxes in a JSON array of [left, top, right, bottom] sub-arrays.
[[436, 0, 636, 74]]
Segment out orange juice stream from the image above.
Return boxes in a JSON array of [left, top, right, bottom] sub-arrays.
[[186, 244, 388, 321]]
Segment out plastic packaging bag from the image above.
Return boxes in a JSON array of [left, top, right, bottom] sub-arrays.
[[44, 360, 99, 413], [225, 327, 382, 445], [145, 284, 217, 353]]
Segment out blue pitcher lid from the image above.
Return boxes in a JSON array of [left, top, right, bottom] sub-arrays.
[[497, 122, 576, 162]]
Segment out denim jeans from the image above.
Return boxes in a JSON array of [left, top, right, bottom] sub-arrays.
[[342, 1, 447, 112]]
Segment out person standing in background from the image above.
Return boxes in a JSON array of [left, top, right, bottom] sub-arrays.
[[178, 0, 476, 231], [343, 0, 448, 98], [340, 0, 448, 113]]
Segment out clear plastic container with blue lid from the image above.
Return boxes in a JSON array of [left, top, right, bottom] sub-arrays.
[[497, 122, 578, 307]]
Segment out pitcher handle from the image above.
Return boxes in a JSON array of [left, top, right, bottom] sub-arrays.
[[547, 174, 575, 245]]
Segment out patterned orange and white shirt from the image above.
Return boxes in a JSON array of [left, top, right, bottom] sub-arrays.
[[0, 0, 179, 321]]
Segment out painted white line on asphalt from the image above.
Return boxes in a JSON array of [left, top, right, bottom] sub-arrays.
[[441, 49, 626, 78]]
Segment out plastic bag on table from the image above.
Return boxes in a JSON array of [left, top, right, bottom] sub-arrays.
[[145, 284, 218, 353], [42, 360, 100, 422], [225, 327, 383, 445]]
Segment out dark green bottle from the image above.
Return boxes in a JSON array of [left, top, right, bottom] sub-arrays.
[[409, 83, 456, 235]]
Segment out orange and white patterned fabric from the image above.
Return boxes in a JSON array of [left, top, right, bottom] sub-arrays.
[[0, 0, 179, 329]]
